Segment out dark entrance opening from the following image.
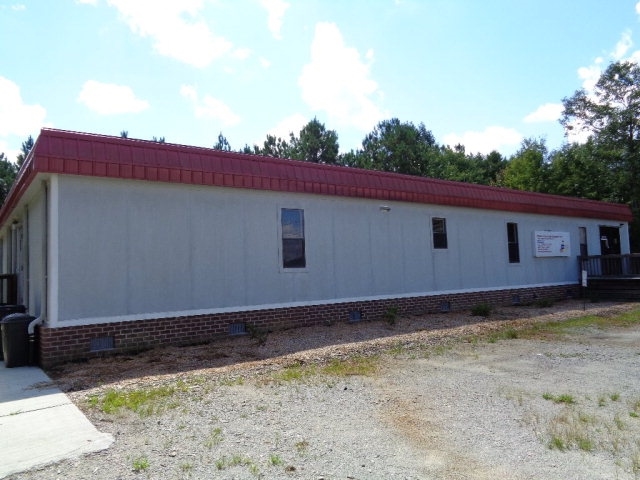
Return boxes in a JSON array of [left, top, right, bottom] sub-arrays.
[[600, 226, 622, 275]]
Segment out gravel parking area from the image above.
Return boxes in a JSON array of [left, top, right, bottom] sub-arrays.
[[7, 300, 640, 480]]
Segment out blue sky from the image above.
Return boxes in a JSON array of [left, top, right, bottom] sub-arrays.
[[1, 1, 640, 162]]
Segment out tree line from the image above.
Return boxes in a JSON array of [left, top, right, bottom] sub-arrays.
[[1, 61, 639, 250]]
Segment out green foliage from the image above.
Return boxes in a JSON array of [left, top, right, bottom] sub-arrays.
[[88, 384, 180, 416], [0, 153, 18, 205], [213, 132, 232, 151], [498, 138, 549, 192], [16, 135, 34, 167], [290, 117, 339, 164], [470, 303, 492, 317], [542, 393, 576, 404], [383, 306, 398, 325], [132, 456, 150, 472]]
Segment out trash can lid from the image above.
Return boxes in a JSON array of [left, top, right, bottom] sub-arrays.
[[1, 313, 34, 323]]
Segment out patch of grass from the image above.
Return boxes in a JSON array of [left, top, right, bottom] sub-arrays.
[[321, 356, 378, 377], [180, 462, 193, 472], [270, 362, 317, 383], [132, 456, 150, 472], [88, 384, 182, 416], [470, 303, 492, 317], [542, 393, 576, 404], [546, 409, 593, 452], [520, 308, 640, 339], [215, 454, 256, 473], [488, 327, 518, 343], [611, 392, 621, 402], [269, 454, 284, 466], [204, 427, 224, 448]]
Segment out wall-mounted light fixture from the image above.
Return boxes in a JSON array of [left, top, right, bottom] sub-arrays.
[[379, 205, 391, 212]]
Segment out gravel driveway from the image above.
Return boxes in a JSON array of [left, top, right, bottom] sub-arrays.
[[8, 300, 640, 480]]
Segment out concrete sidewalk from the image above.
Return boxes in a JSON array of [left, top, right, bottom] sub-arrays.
[[0, 366, 113, 478]]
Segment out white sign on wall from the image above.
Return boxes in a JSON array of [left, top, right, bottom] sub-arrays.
[[534, 231, 571, 257]]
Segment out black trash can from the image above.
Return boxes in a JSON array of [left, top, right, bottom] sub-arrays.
[[0, 305, 26, 359], [1, 313, 35, 368]]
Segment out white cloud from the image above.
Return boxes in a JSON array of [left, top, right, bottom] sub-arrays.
[[577, 59, 603, 93], [260, 0, 289, 40], [75, 0, 97, 5], [180, 85, 241, 126], [78, 80, 149, 114], [636, 1, 640, 15], [259, 57, 271, 69], [231, 47, 252, 60], [299, 22, 386, 132], [523, 103, 563, 123], [443, 127, 523, 155], [107, 0, 232, 68], [0, 76, 47, 138], [612, 30, 632, 60], [266, 113, 307, 140]]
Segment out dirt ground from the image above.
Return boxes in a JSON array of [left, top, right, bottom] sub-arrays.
[[11, 300, 640, 479]]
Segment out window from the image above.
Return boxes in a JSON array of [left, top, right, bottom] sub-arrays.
[[507, 222, 520, 263], [579, 227, 588, 257], [281, 208, 306, 268], [432, 217, 448, 249]]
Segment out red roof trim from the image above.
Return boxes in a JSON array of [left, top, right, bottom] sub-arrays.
[[0, 128, 634, 226]]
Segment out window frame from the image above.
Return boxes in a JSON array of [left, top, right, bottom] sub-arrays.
[[431, 217, 448, 250], [507, 222, 520, 263], [280, 207, 307, 270]]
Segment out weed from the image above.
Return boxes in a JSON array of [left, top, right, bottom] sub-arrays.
[[321, 356, 378, 377], [246, 324, 268, 346], [132, 456, 150, 472], [611, 392, 621, 402], [488, 328, 518, 343], [598, 396, 607, 407], [383, 306, 398, 326], [614, 414, 626, 430], [215, 454, 256, 473], [630, 412, 639, 418], [543, 393, 575, 404], [533, 298, 555, 308], [204, 427, 224, 448], [180, 462, 193, 472], [470, 303, 492, 317], [269, 454, 284, 466], [295, 440, 310, 454], [271, 362, 316, 382], [89, 384, 180, 416], [546, 408, 593, 452]]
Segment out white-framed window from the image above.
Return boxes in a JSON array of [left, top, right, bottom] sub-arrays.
[[281, 208, 306, 269], [432, 217, 448, 249]]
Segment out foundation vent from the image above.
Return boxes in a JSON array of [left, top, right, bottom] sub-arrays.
[[348, 310, 362, 322], [229, 323, 247, 335], [90, 336, 115, 352]]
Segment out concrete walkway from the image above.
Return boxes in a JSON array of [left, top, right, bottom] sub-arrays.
[[0, 366, 113, 478]]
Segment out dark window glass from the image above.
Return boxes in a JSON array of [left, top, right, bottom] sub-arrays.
[[281, 208, 306, 268], [432, 217, 448, 249], [507, 222, 520, 263]]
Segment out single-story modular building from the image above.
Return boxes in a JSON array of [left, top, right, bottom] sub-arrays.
[[0, 129, 633, 366]]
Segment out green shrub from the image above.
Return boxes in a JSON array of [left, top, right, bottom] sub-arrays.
[[471, 303, 492, 317]]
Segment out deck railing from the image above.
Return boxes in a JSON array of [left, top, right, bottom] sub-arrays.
[[579, 254, 640, 277]]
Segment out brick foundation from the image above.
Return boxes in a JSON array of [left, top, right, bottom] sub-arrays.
[[37, 284, 578, 368]]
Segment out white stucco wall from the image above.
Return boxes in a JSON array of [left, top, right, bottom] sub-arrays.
[[48, 175, 625, 326]]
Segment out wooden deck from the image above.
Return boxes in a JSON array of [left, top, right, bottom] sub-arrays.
[[580, 254, 640, 301]]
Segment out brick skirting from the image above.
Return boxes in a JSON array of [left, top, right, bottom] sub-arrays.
[[37, 284, 578, 368]]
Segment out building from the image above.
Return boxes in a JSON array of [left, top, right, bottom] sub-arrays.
[[0, 129, 633, 367]]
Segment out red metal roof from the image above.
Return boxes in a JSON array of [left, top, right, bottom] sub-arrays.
[[0, 128, 634, 224]]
